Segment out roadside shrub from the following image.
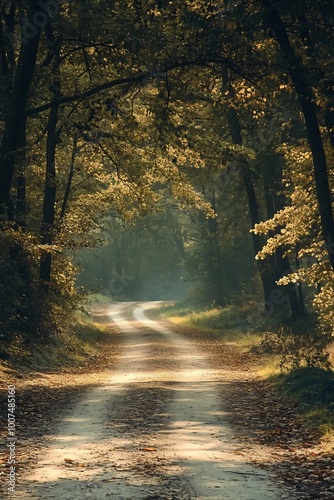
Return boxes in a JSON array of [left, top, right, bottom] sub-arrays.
[[258, 326, 331, 371], [0, 244, 83, 360]]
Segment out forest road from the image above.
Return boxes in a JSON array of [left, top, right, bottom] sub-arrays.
[[17, 301, 290, 500]]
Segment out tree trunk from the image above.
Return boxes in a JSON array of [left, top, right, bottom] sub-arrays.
[[39, 26, 61, 295], [295, 244, 306, 316], [60, 137, 78, 219], [263, 153, 303, 317], [262, 0, 334, 271], [275, 247, 301, 318], [207, 192, 225, 307], [242, 169, 278, 307], [9, 124, 31, 279], [0, 1, 42, 216], [39, 97, 59, 294], [226, 106, 278, 309], [0, 6, 15, 117]]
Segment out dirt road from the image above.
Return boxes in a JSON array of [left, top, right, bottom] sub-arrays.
[[16, 302, 289, 499]]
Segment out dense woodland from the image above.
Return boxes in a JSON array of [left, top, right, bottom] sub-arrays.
[[0, 0, 334, 368]]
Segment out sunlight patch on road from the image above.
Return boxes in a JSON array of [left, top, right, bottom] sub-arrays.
[[17, 302, 287, 500]]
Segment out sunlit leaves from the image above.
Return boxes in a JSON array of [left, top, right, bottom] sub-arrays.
[[252, 137, 334, 335]]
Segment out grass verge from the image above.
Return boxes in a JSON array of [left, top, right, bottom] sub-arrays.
[[157, 302, 262, 348], [86, 293, 113, 305]]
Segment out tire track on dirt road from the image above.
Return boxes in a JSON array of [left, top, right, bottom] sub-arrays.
[[132, 303, 288, 500], [15, 301, 290, 499]]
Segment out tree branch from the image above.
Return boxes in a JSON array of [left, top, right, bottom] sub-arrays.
[[26, 58, 249, 117]]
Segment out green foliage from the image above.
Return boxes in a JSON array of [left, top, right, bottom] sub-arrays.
[[0, 253, 39, 346], [0, 239, 82, 353], [253, 141, 334, 350], [157, 301, 263, 344], [0, 299, 107, 367], [272, 367, 334, 434], [0, 0, 334, 370], [259, 326, 331, 371], [88, 293, 113, 305], [75, 209, 187, 300], [159, 299, 332, 371]]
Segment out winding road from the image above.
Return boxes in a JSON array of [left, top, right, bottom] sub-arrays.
[[17, 302, 288, 499]]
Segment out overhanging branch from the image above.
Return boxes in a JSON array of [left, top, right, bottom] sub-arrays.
[[26, 75, 145, 116], [26, 58, 251, 117]]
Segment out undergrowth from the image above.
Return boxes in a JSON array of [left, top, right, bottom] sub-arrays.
[[0, 308, 113, 369], [271, 368, 334, 435]]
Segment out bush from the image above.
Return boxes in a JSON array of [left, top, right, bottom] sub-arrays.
[[258, 326, 331, 371], [0, 245, 83, 361]]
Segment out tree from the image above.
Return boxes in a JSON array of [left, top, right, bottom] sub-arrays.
[[0, 1, 45, 215], [260, 0, 334, 270], [0, 0, 333, 359]]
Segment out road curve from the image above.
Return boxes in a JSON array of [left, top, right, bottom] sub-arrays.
[[17, 301, 288, 500]]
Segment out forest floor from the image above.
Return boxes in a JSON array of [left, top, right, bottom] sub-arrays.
[[0, 301, 333, 499]]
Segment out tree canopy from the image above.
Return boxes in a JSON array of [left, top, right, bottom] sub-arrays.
[[0, 0, 334, 366]]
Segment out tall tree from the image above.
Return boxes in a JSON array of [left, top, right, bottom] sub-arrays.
[[261, 0, 334, 271], [0, 1, 44, 216]]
